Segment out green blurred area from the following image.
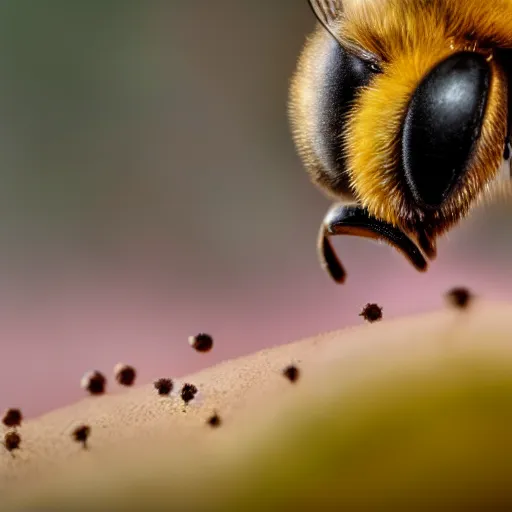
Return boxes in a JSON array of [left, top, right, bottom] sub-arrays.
[[0, 2, 322, 283]]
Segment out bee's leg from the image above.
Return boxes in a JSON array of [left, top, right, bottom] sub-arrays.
[[318, 204, 428, 284]]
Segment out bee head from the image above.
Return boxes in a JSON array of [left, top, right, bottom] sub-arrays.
[[290, 0, 512, 241]]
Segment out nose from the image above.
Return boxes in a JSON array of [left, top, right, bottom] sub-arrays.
[[402, 51, 491, 209]]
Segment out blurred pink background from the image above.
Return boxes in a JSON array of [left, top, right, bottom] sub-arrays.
[[1, 2, 512, 418]]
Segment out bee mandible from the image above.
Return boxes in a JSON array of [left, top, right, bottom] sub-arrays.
[[289, 0, 512, 283]]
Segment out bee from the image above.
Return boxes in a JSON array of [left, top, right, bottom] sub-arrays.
[[289, 0, 512, 283]]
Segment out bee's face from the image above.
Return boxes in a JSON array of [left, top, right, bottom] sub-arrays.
[[289, 0, 512, 282]]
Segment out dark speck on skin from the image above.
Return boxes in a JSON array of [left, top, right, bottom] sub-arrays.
[[154, 378, 174, 396], [82, 371, 107, 395], [72, 425, 91, 449], [282, 365, 300, 383], [181, 383, 198, 405], [115, 364, 137, 387], [4, 431, 21, 453], [446, 287, 473, 309], [189, 333, 214, 353], [359, 303, 383, 323], [206, 412, 222, 428], [2, 408, 22, 428]]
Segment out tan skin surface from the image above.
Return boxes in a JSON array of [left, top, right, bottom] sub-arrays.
[[3, 298, 512, 510]]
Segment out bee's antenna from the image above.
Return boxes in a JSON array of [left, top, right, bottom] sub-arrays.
[[308, 0, 343, 44]]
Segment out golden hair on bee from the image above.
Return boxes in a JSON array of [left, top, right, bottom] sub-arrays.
[[289, 0, 512, 282], [341, 0, 509, 232]]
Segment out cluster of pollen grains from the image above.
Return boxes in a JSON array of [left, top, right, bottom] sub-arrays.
[[1, 288, 472, 463]]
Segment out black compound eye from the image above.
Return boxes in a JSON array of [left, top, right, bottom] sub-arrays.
[[402, 51, 490, 209], [315, 37, 380, 193]]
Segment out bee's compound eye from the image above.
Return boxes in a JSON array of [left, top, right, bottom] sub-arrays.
[[308, 37, 378, 194], [402, 52, 490, 209]]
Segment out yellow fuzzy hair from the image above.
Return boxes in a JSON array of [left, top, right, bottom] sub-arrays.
[[340, 0, 510, 235]]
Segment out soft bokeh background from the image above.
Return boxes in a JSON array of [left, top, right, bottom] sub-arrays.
[[1, 1, 512, 418]]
